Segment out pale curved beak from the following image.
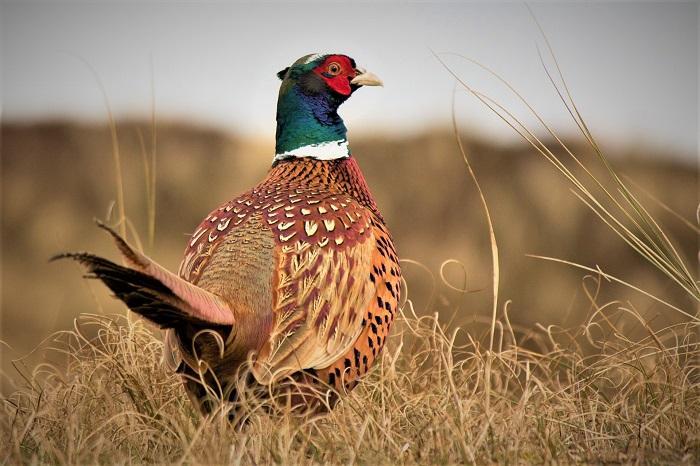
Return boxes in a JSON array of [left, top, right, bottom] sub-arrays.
[[351, 67, 383, 87]]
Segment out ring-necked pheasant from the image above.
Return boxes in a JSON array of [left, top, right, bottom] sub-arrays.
[[55, 53, 401, 417]]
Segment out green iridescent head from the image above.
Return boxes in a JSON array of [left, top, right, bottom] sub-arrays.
[[274, 53, 382, 163]]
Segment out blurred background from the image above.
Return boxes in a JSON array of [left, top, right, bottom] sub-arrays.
[[1, 2, 698, 385]]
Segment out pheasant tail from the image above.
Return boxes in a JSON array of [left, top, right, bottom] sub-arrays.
[[52, 223, 235, 329]]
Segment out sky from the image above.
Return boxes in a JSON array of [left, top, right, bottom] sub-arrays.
[[1, 1, 698, 159]]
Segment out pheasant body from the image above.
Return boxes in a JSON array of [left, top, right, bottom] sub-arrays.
[[58, 53, 400, 417], [175, 157, 399, 393]]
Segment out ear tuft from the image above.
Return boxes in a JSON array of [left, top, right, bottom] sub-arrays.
[[277, 67, 290, 80]]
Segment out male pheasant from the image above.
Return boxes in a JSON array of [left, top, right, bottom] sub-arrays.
[[57, 53, 401, 417]]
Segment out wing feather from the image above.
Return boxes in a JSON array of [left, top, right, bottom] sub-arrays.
[[252, 201, 376, 384]]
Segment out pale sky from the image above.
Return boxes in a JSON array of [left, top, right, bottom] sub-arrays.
[[1, 1, 698, 159]]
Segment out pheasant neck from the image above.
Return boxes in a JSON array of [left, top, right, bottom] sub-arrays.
[[274, 85, 350, 163]]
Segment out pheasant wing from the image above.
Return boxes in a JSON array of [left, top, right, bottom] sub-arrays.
[[252, 195, 377, 384]]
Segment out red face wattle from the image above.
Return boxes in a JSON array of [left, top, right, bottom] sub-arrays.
[[313, 55, 357, 96]]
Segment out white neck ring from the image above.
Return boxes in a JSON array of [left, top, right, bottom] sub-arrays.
[[274, 139, 350, 162]]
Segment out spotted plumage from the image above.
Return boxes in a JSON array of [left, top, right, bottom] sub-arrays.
[[55, 53, 400, 417]]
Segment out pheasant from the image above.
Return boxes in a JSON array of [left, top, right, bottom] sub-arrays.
[[56, 53, 401, 417]]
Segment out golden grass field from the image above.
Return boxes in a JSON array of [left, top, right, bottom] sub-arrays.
[[1, 115, 698, 463]]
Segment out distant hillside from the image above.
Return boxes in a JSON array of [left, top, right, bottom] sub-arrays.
[[1, 121, 697, 370]]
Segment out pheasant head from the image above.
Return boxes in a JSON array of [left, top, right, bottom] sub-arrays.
[[274, 53, 382, 162]]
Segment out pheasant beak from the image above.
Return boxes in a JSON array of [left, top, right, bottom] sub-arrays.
[[351, 67, 383, 87]]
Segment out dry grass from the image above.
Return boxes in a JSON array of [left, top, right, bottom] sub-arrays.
[[2, 289, 699, 464]]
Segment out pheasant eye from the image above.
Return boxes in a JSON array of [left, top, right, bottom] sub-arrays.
[[327, 62, 342, 76]]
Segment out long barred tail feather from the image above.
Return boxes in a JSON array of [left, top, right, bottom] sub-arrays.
[[52, 252, 216, 328], [52, 222, 235, 328]]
